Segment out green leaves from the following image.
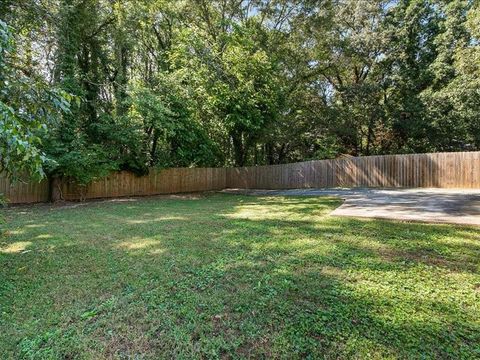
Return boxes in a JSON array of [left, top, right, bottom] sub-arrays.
[[3, 0, 480, 182], [128, 80, 220, 168], [0, 19, 71, 181], [167, 17, 285, 165]]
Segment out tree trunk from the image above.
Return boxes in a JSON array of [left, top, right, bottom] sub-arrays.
[[265, 142, 275, 165], [278, 143, 288, 164], [49, 176, 64, 202], [365, 114, 376, 156], [232, 133, 245, 167], [150, 130, 160, 166]]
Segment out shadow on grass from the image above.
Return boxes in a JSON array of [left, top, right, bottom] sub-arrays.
[[1, 194, 479, 358]]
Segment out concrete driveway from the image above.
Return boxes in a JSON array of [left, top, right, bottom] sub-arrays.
[[223, 188, 480, 226]]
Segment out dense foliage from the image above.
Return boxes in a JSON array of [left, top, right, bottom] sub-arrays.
[[1, 0, 479, 183], [0, 19, 70, 180]]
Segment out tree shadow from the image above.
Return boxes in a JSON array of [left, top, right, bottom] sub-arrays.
[[1, 194, 479, 358]]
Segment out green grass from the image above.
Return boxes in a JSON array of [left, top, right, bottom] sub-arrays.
[[1, 194, 479, 359]]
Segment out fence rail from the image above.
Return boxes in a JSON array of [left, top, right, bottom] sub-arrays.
[[1, 151, 479, 204]]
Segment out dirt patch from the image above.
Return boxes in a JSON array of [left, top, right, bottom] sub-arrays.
[[379, 248, 478, 272], [4, 192, 208, 210]]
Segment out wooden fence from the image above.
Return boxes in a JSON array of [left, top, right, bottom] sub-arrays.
[[59, 167, 226, 201], [1, 151, 479, 204], [0, 176, 50, 204], [0, 167, 226, 204], [226, 152, 480, 190]]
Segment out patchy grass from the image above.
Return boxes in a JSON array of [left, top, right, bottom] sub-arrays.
[[1, 194, 479, 359]]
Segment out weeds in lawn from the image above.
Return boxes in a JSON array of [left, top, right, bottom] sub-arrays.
[[1, 194, 479, 359]]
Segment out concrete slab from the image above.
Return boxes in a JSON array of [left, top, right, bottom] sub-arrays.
[[222, 188, 480, 226]]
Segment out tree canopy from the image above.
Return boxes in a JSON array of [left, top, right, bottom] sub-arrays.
[[1, 0, 479, 185]]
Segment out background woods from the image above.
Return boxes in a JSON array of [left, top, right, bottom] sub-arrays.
[[1, 0, 479, 192]]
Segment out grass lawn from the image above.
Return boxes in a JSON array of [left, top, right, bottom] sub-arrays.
[[1, 194, 479, 359]]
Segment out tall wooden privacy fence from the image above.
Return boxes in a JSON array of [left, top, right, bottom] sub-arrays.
[[226, 152, 480, 190], [1, 168, 226, 204], [0, 176, 50, 204], [1, 151, 479, 204], [60, 167, 226, 201]]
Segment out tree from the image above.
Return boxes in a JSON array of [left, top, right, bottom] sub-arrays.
[[0, 19, 71, 180], [421, 0, 480, 150], [2, 0, 479, 195]]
